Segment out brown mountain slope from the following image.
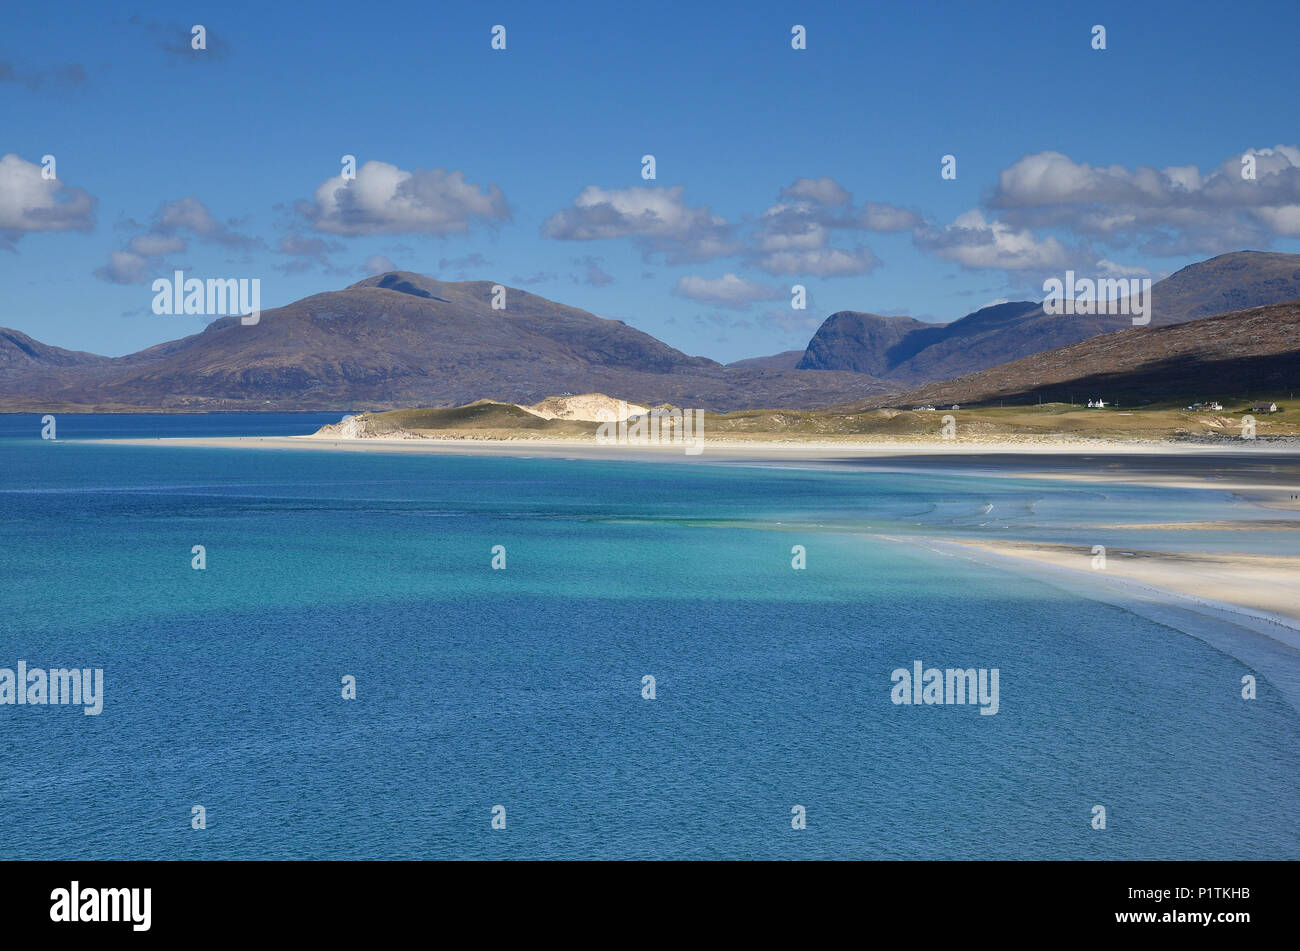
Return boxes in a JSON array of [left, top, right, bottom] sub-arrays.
[[0, 272, 889, 412], [0, 328, 111, 370], [843, 299, 1300, 409], [725, 349, 805, 370], [1152, 250, 1300, 323], [798, 251, 1300, 385]]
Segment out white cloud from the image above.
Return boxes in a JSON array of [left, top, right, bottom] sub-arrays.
[[0, 153, 96, 246], [1096, 258, 1151, 278], [542, 175, 914, 277], [128, 233, 187, 256], [987, 146, 1300, 252], [743, 177, 915, 276], [93, 250, 151, 285], [302, 160, 509, 236], [148, 196, 257, 248], [279, 234, 339, 258], [915, 209, 1067, 270], [673, 273, 784, 309], [1251, 204, 1300, 236], [754, 206, 828, 253], [94, 195, 259, 283], [543, 184, 736, 263], [758, 245, 880, 277], [780, 176, 851, 205], [748, 179, 911, 275], [362, 254, 397, 274], [157, 196, 219, 234], [857, 202, 923, 232]]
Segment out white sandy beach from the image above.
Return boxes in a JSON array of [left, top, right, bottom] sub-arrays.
[[94, 433, 1300, 508], [922, 538, 1300, 641], [93, 432, 1300, 459], [900, 536, 1300, 711]]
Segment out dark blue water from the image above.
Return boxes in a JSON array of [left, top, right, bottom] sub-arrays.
[[0, 412, 345, 440], [0, 416, 1296, 858]]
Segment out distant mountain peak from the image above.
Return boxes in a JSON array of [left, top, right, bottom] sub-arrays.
[[348, 271, 452, 301]]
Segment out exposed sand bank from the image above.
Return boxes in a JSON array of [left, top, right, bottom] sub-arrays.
[[894, 535, 1300, 711], [929, 538, 1300, 637]]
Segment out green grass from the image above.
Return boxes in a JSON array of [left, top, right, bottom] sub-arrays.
[[358, 399, 1297, 442]]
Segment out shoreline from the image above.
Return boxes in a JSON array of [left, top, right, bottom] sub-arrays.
[[84, 432, 1300, 458], [883, 535, 1300, 711], [918, 537, 1300, 641], [71, 432, 1300, 708], [82, 434, 1300, 509]]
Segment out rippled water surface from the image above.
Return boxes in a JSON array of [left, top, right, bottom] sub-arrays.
[[1, 416, 1296, 858]]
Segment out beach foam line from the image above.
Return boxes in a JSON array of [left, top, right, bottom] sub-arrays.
[[877, 534, 1300, 714]]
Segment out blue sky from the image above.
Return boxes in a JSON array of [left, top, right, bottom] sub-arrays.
[[3, 0, 1299, 361]]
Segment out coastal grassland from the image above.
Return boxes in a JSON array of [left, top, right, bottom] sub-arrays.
[[351, 400, 1299, 443]]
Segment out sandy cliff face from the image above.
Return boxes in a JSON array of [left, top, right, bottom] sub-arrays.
[[307, 393, 652, 438], [521, 393, 648, 421], [310, 414, 372, 438]]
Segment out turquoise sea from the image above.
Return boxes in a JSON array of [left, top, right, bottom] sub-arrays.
[[0, 414, 1296, 859]]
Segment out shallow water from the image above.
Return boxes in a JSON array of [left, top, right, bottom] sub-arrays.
[[0, 415, 1296, 858]]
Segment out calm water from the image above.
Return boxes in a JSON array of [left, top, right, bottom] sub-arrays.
[[0, 414, 1296, 859]]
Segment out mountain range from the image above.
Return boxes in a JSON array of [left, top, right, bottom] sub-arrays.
[[795, 251, 1300, 384], [0, 272, 885, 412], [844, 298, 1300, 410], [1, 251, 1298, 412]]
